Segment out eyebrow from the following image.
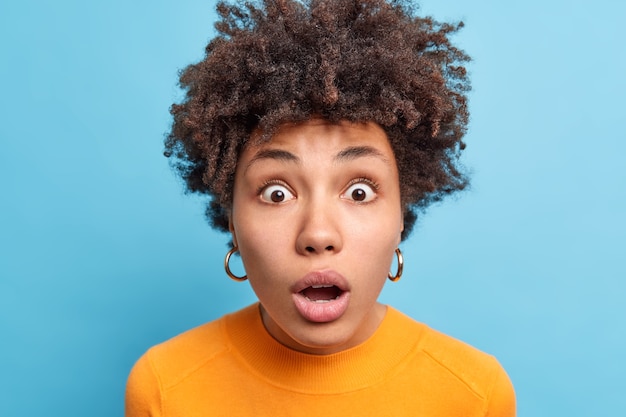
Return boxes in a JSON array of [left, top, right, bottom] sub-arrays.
[[245, 149, 300, 173], [245, 145, 389, 172], [334, 146, 389, 164]]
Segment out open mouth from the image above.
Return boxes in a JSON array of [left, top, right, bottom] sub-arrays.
[[300, 285, 343, 303], [291, 271, 351, 323]]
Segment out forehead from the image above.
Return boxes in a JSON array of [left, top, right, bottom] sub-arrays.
[[244, 119, 393, 157]]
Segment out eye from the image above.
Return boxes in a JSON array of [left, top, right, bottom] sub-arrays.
[[342, 180, 378, 203], [259, 183, 295, 203]]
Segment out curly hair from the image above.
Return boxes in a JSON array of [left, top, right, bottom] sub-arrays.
[[165, 0, 471, 240]]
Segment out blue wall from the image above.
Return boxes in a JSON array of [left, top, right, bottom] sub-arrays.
[[1, 0, 624, 415]]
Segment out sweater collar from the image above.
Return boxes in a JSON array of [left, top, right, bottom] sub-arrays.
[[224, 303, 424, 394]]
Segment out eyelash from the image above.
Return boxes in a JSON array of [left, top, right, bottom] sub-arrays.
[[257, 178, 379, 192], [257, 179, 290, 195], [346, 177, 380, 191]]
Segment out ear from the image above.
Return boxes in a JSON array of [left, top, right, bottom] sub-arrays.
[[228, 211, 238, 248], [397, 210, 404, 245]]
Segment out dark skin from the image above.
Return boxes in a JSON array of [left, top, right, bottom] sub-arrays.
[[165, 0, 470, 240]]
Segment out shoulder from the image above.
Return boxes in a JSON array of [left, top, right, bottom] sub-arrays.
[[388, 309, 497, 372], [389, 308, 516, 416], [125, 314, 233, 417], [420, 324, 501, 391], [128, 307, 242, 392], [148, 318, 229, 385]]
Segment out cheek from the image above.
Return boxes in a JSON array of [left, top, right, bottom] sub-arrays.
[[350, 220, 400, 267], [234, 218, 291, 275], [347, 204, 402, 242]]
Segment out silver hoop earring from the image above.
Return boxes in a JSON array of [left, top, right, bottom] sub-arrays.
[[224, 247, 247, 282], [388, 248, 404, 282]]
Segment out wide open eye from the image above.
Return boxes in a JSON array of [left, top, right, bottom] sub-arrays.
[[259, 183, 295, 203], [341, 180, 377, 203]]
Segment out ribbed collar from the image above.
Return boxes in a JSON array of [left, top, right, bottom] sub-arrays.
[[224, 303, 424, 394]]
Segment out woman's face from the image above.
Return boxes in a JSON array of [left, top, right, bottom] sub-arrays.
[[230, 119, 403, 355]]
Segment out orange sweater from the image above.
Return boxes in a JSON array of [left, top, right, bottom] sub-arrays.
[[126, 304, 515, 416]]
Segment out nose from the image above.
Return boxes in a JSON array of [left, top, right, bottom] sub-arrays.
[[295, 199, 342, 255]]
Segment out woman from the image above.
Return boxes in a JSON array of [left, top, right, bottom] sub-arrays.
[[126, 0, 516, 415]]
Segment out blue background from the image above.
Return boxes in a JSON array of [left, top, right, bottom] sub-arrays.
[[1, 0, 624, 415]]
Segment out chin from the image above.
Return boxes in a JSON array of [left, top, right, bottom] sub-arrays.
[[287, 322, 359, 355]]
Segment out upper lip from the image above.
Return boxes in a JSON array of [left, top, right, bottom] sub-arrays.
[[291, 270, 350, 294]]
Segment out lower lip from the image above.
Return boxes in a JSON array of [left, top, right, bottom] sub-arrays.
[[292, 291, 350, 323]]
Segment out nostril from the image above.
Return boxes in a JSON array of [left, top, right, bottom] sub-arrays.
[[303, 245, 334, 253]]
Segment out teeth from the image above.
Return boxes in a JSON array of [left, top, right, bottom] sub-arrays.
[[303, 296, 339, 303], [311, 285, 334, 289]]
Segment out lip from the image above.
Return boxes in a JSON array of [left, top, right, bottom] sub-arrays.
[[291, 270, 351, 323]]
